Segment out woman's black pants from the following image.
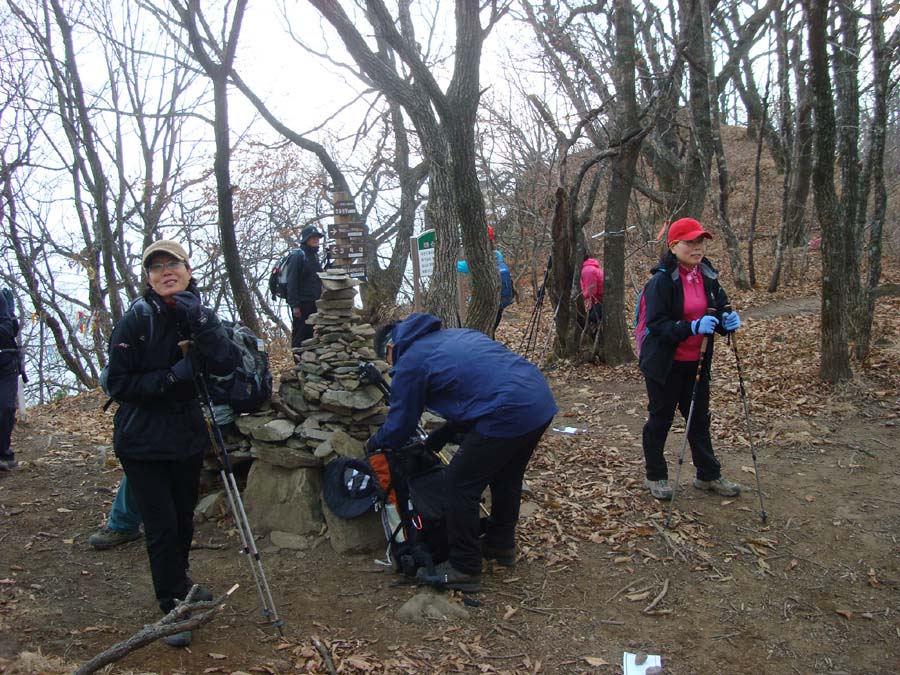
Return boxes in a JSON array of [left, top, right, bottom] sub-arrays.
[[120, 454, 203, 613], [642, 360, 721, 482]]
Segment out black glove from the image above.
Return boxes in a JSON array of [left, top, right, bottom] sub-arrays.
[[170, 356, 194, 382], [173, 291, 212, 328], [424, 423, 456, 453]]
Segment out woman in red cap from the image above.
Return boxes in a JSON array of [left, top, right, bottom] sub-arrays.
[[637, 218, 742, 501]]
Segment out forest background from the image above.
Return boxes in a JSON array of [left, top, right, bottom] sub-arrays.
[[0, 0, 898, 403]]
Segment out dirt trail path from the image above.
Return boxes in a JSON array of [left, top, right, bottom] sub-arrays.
[[1, 294, 898, 675]]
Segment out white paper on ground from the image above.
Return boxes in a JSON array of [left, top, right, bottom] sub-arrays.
[[622, 652, 662, 674], [551, 426, 581, 434]]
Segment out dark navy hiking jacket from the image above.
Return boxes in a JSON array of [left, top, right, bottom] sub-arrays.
[[285, 244, 323, 307], [638, 257, 729, 386], [371, 313, 557, 450], [106, 289, 240, 461], [0, 291, 19, 378]]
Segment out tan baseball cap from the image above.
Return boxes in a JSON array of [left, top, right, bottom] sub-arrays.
[[141, 240, 190, 269]]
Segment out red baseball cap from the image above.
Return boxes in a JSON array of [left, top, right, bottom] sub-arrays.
[[667, 218, 712, 246]]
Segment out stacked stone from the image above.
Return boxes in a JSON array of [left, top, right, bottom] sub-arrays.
[[236, 270, 389, 554], [287, 270, 389, 448]]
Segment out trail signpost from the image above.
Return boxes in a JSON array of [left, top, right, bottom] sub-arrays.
[[410, 229, 435, 312]]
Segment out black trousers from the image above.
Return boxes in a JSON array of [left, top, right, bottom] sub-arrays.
[[0, 373, 17, 460], [291, 300, 318, 350], [444, 420, 551, 574], [642, 360, 721, 482], [120, 454, 203, 613]]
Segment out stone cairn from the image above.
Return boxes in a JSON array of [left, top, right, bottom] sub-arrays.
[[208, 271, 392, 555]]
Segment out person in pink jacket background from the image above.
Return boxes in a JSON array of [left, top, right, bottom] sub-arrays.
[[581, 254, 605, 324]]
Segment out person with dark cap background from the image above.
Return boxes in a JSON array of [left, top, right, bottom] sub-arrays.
[[104, 239, 241, 647], [286, 225, 325, 350], [638, 217, 742, 501], [367, 313, 557, 592]]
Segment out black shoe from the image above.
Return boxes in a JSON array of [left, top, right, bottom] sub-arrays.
[[417, 561, 481, 593], [192, 586, 213, 602], [482, 543, 517, 568], [163, 630, 192, 648]]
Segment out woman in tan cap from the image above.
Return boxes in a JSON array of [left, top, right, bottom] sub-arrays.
[[637, 218, 742, 502], [104, 240, 240, 647]]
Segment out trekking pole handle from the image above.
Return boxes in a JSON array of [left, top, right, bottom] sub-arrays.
[[698, 308, 716, 358]]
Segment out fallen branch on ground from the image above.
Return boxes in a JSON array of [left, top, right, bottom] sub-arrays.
[[71, 584, 238, 675]]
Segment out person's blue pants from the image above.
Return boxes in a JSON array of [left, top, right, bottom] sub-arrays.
[[107, 475, 142, 533]]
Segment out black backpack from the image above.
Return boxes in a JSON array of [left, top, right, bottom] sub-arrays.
[[366, 444, 448, 578], [207, 321, 273, 414], [269, 249, 301, 301]]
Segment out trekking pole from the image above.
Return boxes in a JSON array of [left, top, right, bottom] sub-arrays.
[[185, 342, 284, 634], [724, 305, 768, 524], [664, 309, 715, 529], [519, 257, 551, 359]]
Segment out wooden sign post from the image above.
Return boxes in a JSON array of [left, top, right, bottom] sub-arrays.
[[330, 190, 367, 282]]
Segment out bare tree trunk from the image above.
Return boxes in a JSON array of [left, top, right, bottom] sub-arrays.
[[603, 0, 641, 366], [748, 74, 772, 288], [699, 0, 749, 290], [805, 0, 851, 382], [833, 1, 863, 344], [172, 0, 260, 335], [854, 0, 891, 361]]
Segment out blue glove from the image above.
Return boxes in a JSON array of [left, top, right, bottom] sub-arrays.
[[722, 311, 741, 332], [691, 315, 719, 335], [173, 291, 211, 328], [171, 356, 193, 382]]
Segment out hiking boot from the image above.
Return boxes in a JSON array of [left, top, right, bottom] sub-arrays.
[[163, 630, 192, 648], [188, 585, 214, 602], [643, 478, 673, 501], [693, 476, 741, 497], [482, 543, 517, 568], [417, 561, 481, 593], [88, 526, 142, 550], [0, 457, 19, 472]]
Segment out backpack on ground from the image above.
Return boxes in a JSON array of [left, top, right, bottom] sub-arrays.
[[498, 261, 514, 309], [269, 249, 301, 301], [208, 321, 273, 416], [366, 443, 448, 577]]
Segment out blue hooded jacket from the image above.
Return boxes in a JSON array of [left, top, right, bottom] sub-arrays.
[[371, 313, 557, 449]]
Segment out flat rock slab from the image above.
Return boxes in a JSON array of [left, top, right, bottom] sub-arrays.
[[396, 590, 469, 623]]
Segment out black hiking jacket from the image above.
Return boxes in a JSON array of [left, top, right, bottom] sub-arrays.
[[638, 256, 729, 386], [106, 289, 240, 461], [286, 244, 323, 307]]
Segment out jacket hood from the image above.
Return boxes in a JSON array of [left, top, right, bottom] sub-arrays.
[[495, 249, 504, 263], [392, 312, 442, 364], [582, 258, 600, 272]]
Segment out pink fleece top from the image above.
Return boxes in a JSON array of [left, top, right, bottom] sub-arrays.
[[674, 265, 706, 361], [580, 259, 604, 308]]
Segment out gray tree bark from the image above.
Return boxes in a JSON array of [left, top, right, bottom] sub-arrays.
[[805, 0, 852, 382]]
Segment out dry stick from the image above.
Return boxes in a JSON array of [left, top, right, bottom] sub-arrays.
[[312, 637, 338, 675], [605, 577, 647, 603], [642, 578, 669, 614], [72, 585, 238, 675]]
